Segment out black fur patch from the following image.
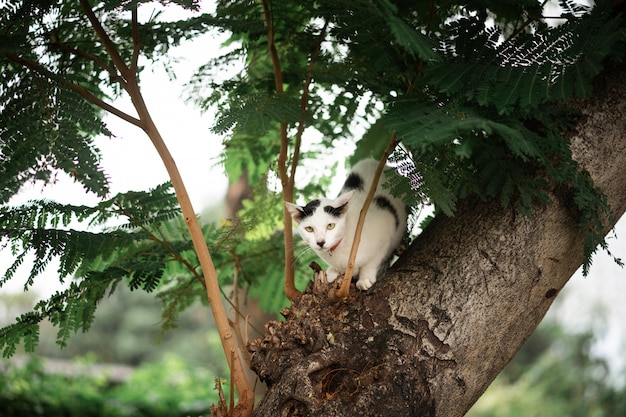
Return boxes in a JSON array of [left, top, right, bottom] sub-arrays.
[[298, 199, 320, 219], [374, 196, 400, 228], [324, 203, 348, 218], [342, 172, 364, 192]]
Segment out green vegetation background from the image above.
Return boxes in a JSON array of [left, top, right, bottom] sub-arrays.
[[1, 286, 227, 417], [2, 284, 625, 417]]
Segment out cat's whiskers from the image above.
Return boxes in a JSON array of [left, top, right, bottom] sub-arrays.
[[286, 238, 313, 262], [294, 245, 314, 263]]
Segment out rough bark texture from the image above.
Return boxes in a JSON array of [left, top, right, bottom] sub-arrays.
[[248, 63, 626, 417]]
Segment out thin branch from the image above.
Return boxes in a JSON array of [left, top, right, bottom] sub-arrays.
[[244, 315, 251, 346], [49, 40, 126, 87], [260, 0, 284, 92], [230, 251, 252, 367], [5, 54, 143, 128], [114, 202, 206, 287], [290, 19, 329, 186], [407, 1, 436, 95], [141, 111, 255, 416], [130, 7, 141, 75], [426, 0, 437, 35], [260, 0, 301, 300], [220, 286, 263, 337], [506, 15, 536, 41], [125, 207, 262, 336], [78, 4, 255, 414], [333, 132, 399, 300], [230, 349, 236, 412], [79, 0, 130, 78]]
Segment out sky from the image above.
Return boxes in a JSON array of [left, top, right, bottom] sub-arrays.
[[1, 0, 625, 383]]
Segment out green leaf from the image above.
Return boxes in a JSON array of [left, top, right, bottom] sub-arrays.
[[377, 0, 438, 62]]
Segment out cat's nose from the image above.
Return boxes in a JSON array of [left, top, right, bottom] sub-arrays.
[[317, 240, 325, 248]]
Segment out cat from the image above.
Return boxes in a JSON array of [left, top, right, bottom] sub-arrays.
[[285, 158, 407, 290]]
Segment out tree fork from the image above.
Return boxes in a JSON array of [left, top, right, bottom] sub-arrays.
[[249, 64, 626, 417]]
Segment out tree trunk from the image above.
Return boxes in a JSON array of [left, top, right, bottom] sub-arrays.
[[248, 63, 626, 417]]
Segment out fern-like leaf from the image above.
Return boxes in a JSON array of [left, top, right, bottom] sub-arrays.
[[376, 0, 438, 62], [426, 7, 625, 113]]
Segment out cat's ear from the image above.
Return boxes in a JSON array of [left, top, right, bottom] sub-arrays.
[[333, 190, 354, 208], [325, 191, 354, 217], [284, 201, 303, 223]]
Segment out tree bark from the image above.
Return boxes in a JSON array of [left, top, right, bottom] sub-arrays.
[[248, 63, 626, 417]]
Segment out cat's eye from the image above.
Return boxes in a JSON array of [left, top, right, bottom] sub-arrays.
[[327, 223, 335, 230], [304, 226, 314, 233]]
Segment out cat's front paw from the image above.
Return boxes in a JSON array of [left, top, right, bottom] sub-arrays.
[[356, 273, 377, 291], [326, 268, 341, 283]]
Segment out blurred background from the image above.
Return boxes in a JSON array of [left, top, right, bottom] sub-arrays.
[[1, 1, 625, 416]]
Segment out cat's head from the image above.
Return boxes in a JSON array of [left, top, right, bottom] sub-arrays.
[[285, 191, 354, 253]]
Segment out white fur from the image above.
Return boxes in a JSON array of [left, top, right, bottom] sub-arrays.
[[285, 159, 407, 290]]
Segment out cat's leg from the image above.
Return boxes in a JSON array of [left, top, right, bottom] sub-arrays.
[[326, 267, 341, 283], [355, 264, 378, 291], [355, 248, 391, 290]]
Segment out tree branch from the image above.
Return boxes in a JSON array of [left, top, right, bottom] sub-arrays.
[[229, 252, 252, 367], [260, 0, 301, 300], [79, 0, 130, 79], [5, 53, 143, 128], [49, 39, 126, 88], [290, 19, 329, 186], [332, 132, 398, 300], [137, 100, 255, 416], [77, 4, 255, 414], [260, 0, 283, 92], [130, 7, 141, 75]]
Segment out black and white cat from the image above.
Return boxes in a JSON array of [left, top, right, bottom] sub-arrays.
[[285, 158, 407, 290]]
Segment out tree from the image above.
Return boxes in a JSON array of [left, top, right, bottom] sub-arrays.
[[1, 1, 625, 417]]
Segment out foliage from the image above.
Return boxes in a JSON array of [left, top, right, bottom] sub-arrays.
[[108, 353, 224, 416], [0, 354, 222, 417], [0, 183, 186, 356], [0, 181, 314, 356], [468, 322, 626, 417], [199, 0, 625, 272], [1, 0, 625, 368], [0, 284, 227, 367]]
